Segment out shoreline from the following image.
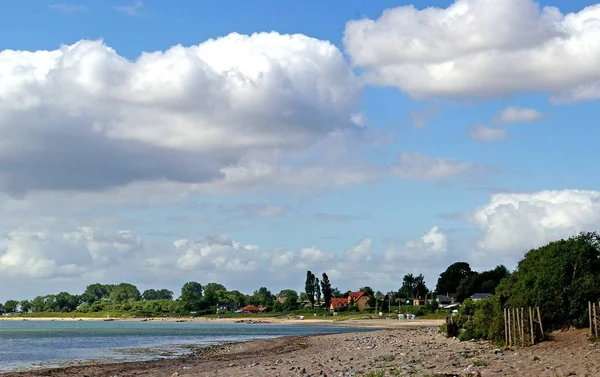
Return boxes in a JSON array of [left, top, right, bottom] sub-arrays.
[[0, 322, 597, 377], [0, 315, 444, 328]]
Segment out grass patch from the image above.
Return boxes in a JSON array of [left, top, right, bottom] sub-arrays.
[[472, 357, 490, 367]]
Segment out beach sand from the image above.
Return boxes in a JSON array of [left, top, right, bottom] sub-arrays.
[[2, 319, 599, 377]]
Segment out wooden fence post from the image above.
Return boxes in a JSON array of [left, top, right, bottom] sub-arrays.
[[512, 308, 517, 347], [529, 306, 534, 346], [516, 308, 521, 346], [520, 307, 525, 346], [590, 302, 594, 336], [508, 308, 512, 347], [592, 302, 598, 338], [536, 307, 544, 337], [503, 308, 508, 346]]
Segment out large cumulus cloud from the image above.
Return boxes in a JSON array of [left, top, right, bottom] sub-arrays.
[[344, 0, 600, 101], [471, 189, 600, 255], [0, 32, 361, 195]]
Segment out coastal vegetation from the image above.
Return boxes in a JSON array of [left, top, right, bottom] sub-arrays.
[[451, 232, 600, 344]]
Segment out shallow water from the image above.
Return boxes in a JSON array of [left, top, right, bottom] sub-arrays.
[[0, 320, 363, 372]]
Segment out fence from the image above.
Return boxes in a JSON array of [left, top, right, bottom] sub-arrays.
[[589, 302, 600, 337], [504, 306, 543, 347]]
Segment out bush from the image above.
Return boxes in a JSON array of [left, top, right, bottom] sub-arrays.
[[455, 298, 504, 344]]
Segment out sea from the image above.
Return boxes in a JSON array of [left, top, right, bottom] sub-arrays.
[[0, 320, 365, 372]]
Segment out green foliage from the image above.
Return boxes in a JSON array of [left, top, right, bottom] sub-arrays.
[[305, 271, 316, 308], [497, 232, 600, 330], [203, 283, 227, 306], [248, 287, 273, 307], [399, 273, 428, 299], [4, 300, 18, 313], [180, 281, 203, 312], [276, 289, 299, 311], [82, 283, 111, 304], [109, 283, 141, 303], [436, 262, 473, 297], [20, 300, 32, 313], [142, 289, 173, 301], [321, 273, 332, 308], [455, 265, 509, 302], [455, 298, 504, 343]]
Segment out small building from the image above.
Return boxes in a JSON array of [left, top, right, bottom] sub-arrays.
[[329, 298, 348, 311], [470, 293, 493, 301], [436, 295, 455, 305], [236, 305, 267, 314], [347, 291, 371, 312], [328, 291, 371, 312], [412, 298, 427, 306]]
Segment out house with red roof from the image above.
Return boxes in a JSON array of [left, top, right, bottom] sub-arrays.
[[328, 291, 371, 312], [235, 305, 267, 314]]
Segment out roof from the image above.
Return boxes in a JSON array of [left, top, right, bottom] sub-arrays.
[[240, 305, 266, 312], [330, 298, 348, 307], [347, 291, 368, 301], [470, 293, 493, 300], [436, 295, 454, 302]]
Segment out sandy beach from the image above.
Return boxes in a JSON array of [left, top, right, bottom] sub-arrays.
[[2, 318, 599, 377]]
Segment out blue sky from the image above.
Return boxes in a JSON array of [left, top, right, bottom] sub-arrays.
[[1, 0, 600, 300]]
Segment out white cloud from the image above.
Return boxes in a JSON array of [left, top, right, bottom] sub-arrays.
[[0, 228, 142, 278], [493, 106, 543, 123], [347, 238, 373, 263], [391, 152, 485, 180], [468, 125, 510, 142], [49, 3, 88, 14], [384, 226, 448, 264], [471, 189, 600, 255], [344, 0, 600, 101], [0, 33, 361, 195], [114, 0, 143, 16]]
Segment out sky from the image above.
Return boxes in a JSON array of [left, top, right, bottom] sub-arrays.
[[1, 0, 600, 301]]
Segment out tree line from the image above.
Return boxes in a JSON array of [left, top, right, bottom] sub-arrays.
[[0, 254, 517, 318]]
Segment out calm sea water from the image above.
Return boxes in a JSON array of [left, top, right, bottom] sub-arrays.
[[0, 320, 364, 372]]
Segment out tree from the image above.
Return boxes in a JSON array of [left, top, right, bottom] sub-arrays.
[[277, 289, 299, 311], [321, 273, 333, 308], [226, 290, 247, 310], [435, 262, 473, 296], [455, 265, 509, 302], [331, 287, 344, 298], [55, 292, 80, 312], [109, 283, 141, 302], [305, 271, 316, 308], [82, 283, 110, 304], [498, 232, 600, 330], [249, 287, 273, 307], [4, 300, 18, 313], [399, 273, 428, 299], [31, 296, 46, 312], [156, 289, 174, 300], [180, 282, 203, 312], [203, 283, 227, 306], [0, 302, 4, 313], [20, 300, 31, 313]]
